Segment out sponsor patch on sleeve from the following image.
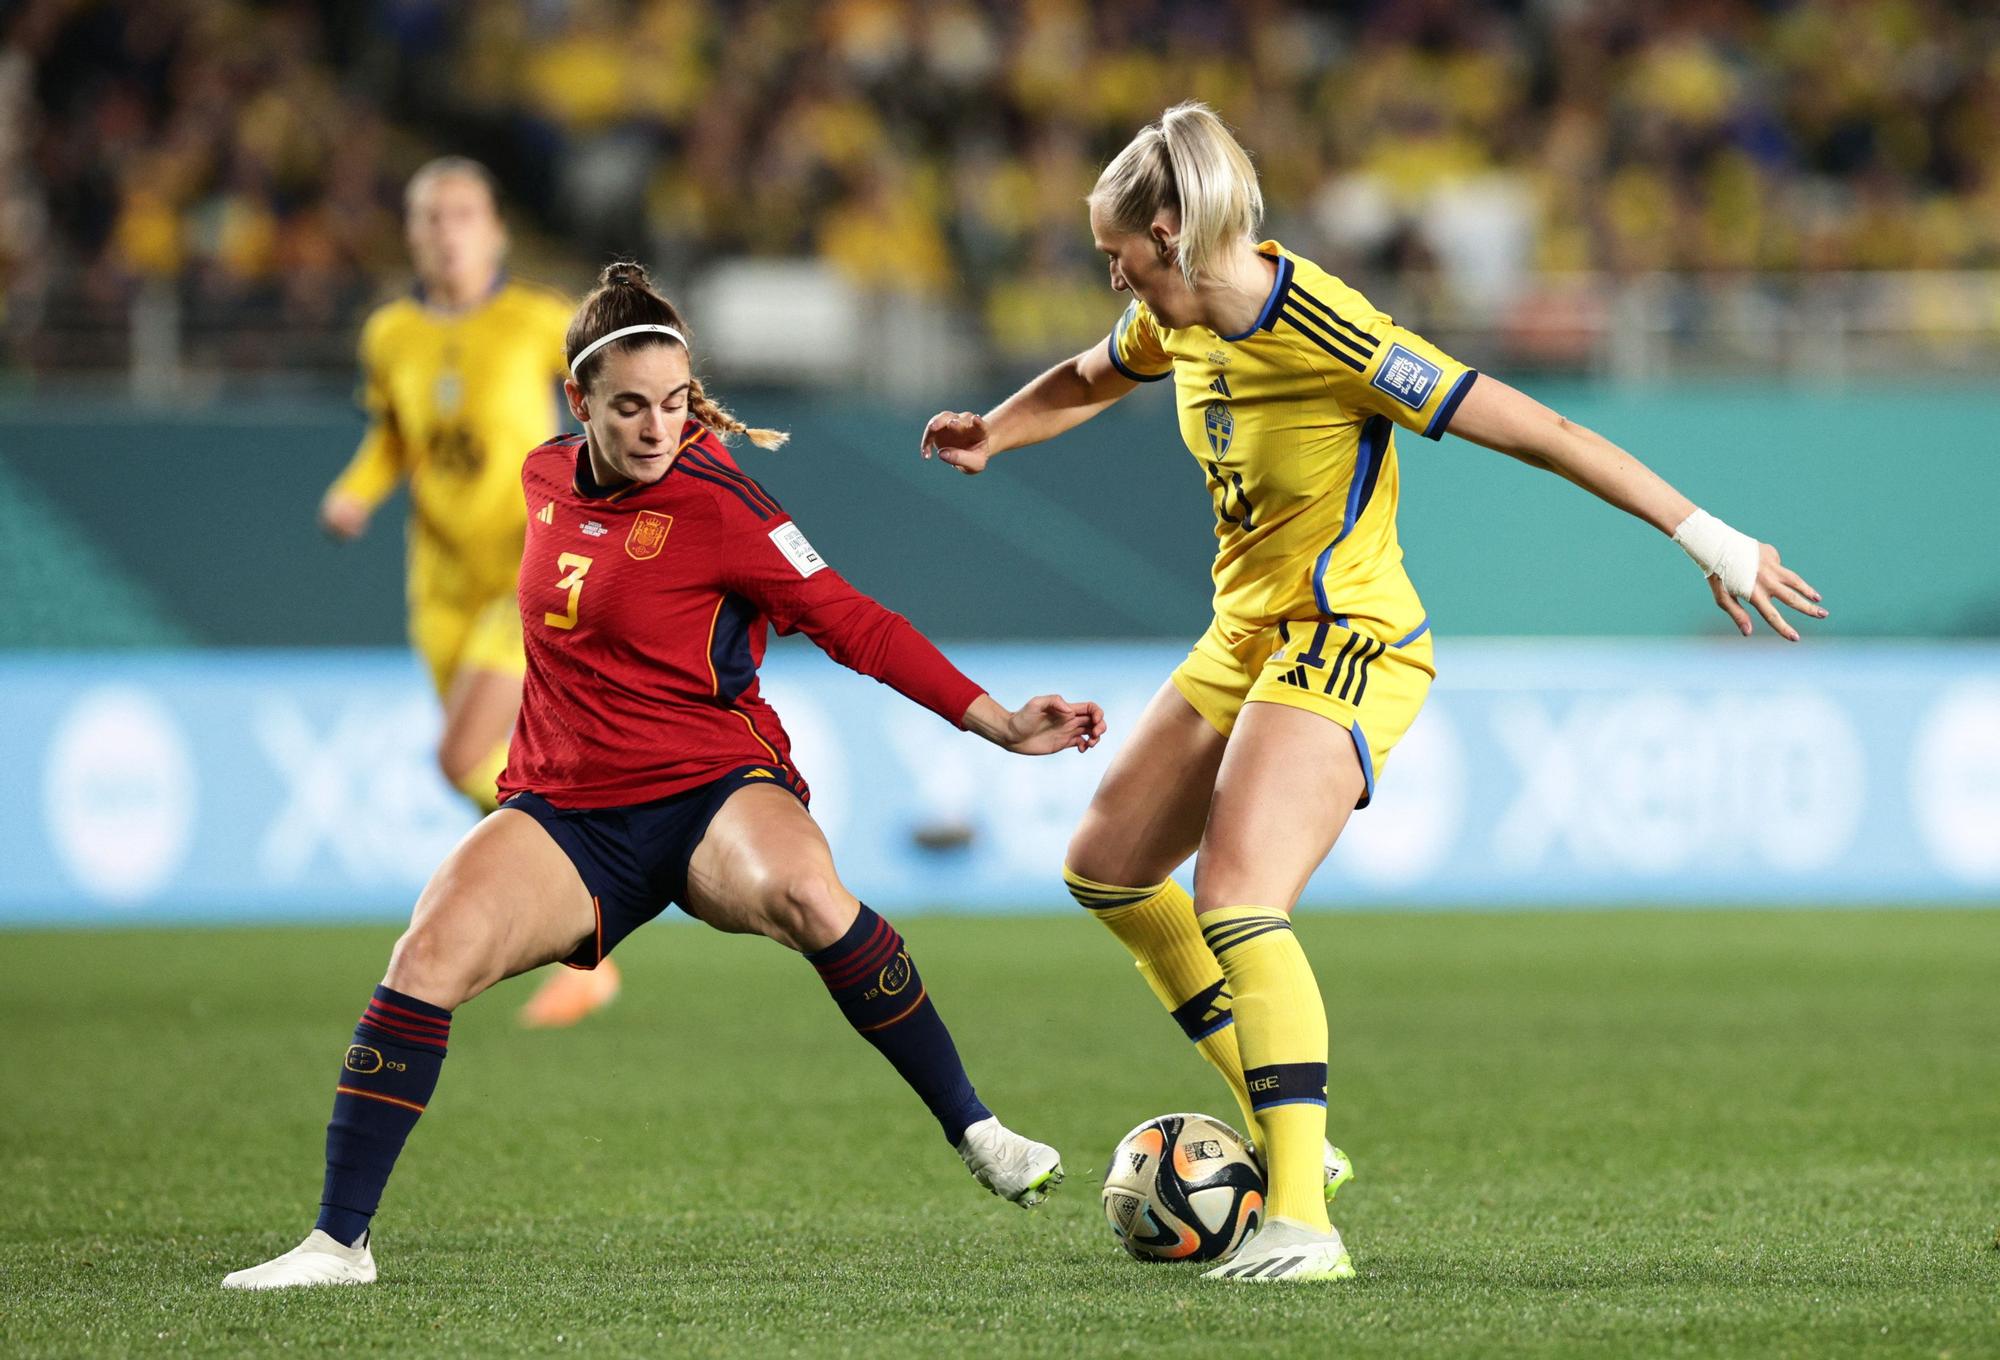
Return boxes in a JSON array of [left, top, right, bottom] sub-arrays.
[[1369, 343, 1443, 410], [768, 522, 827, 578]]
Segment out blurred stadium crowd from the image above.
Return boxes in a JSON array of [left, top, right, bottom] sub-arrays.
[[5, 0, 2000, 377]]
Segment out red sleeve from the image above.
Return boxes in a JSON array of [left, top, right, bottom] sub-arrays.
[[708, 485, 985, 728]]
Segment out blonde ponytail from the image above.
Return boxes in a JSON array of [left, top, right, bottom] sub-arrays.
[[1089, 101, 1262, 287], [689, 376, 789, 450]]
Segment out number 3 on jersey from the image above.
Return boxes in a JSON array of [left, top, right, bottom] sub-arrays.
[[543, 552, 593, 630]]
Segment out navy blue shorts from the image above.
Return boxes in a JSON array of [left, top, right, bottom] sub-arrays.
[[504, 764, 808, 969]]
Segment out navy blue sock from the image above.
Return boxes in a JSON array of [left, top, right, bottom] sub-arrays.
[[315, 985, 451, 1246], [807, 906, 991, 1144]]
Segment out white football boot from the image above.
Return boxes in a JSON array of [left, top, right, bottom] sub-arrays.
[[1203, 1216, 1355, 1282], [221, 1229, 377, 1290], [1322, 1142, 1355, 1202], [956, 1116, 1064, 1207], [1247, 1138, 1355, 1203]]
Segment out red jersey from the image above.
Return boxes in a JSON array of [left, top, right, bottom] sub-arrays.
[[500, 428, 986, 808]]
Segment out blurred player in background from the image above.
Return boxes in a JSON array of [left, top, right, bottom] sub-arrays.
[[923, 102, 1827, 1284], [317, 156, 619, 1029], [223, 263, 1101, 1290]]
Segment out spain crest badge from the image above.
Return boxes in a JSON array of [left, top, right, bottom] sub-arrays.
[[626, 510, 672, 561]]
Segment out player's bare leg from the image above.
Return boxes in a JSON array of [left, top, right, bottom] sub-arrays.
[[1191, 699, 1364, 1282], [386, 807, 598, 1007], [436, 663, 522, 811], [1066, 680, 1225, 888], [224, 810, 595, 1289], [432, 663, 623, 1030], [1065, 680, 1305, 1170], [684, 784, 1063, 1206]]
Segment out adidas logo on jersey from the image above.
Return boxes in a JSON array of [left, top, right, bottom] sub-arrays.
[[1276, 663, 1310, 689], [536, 503, 554, 525], [1209, 373, 1232, 397]]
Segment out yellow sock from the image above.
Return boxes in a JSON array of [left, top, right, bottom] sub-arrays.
[[1064, 867, 1262, 1147], [452, 738, 510, 815], [1202, 904, 1330, 1232]]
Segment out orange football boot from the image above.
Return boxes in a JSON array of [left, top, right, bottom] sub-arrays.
[[517, 957, 622, 1028]]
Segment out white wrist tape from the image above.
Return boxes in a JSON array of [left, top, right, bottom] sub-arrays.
[[1671, 509, 1761, 599]]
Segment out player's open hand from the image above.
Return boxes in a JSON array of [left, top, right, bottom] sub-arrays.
[[920, 411, 992, 475], [1708, 542, 1827, 642], [319, 491, 374, 542]]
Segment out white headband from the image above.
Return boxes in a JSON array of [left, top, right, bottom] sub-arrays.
[[569, 323, 688, 377]]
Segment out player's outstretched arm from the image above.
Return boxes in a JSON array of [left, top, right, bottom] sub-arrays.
[[920, 342, 1136, 475], [961, 692, 1108, 756], [1443, 374, 1829, 641], [729, 502, 1108, 753]]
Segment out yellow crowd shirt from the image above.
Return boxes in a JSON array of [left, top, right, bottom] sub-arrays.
[[329, 279, 574, 607], [1108, 242, 1476, 639]]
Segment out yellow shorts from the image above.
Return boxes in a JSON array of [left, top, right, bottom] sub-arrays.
[[1170, 614, 1436, 808], [409, 591, 526, 698]]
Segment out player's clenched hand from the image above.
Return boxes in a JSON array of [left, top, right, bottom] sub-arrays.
[[920, 411, 992, 475], [963, 693, 1107, 755], [319, 491, 374, 542], [1708, 542, 1827, 642]]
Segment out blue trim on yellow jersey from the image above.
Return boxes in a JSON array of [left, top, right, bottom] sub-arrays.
[[1349, 719, 1376, 809], [1425, 369, 1478, 439], [1220, 253, 1294, 340], [1345, 414, 1390, 534], [1391, 616, 1431, 648], [1107, 304, 1173, 382], [1311, 544, 1337, 616], [1310, 415, 1391, 616], [1105, 332, 1171, 382]]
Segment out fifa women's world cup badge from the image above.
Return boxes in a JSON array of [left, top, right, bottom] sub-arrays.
[[625, 511, 672, 561]]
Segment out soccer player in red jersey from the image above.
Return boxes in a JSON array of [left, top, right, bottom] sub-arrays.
[[223, 262, 1106, 1290]]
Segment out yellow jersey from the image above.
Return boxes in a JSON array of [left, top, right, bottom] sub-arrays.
[[1108, 241, 1475, 640], [329, 279, 574, 607]]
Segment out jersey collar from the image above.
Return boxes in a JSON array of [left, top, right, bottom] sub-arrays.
[[1216, 244, 1293, 342], [572, 427, 708, 502]]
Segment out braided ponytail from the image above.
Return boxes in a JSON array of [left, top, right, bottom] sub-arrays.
[[688, 378, 789, 450]]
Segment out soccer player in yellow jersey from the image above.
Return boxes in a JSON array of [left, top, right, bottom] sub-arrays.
[[922, 103, 1827, 1283], [319, 156, 618, 1028]]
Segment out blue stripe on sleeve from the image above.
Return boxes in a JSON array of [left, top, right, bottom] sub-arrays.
[[1105, 331, 1172, 383], [1424, 369, 1478, 440]]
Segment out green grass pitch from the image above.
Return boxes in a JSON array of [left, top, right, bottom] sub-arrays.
[[5, 909, 1998, 1358]]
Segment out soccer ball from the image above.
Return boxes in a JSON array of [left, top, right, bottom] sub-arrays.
[[1100, 1112, 1264, 1262]]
